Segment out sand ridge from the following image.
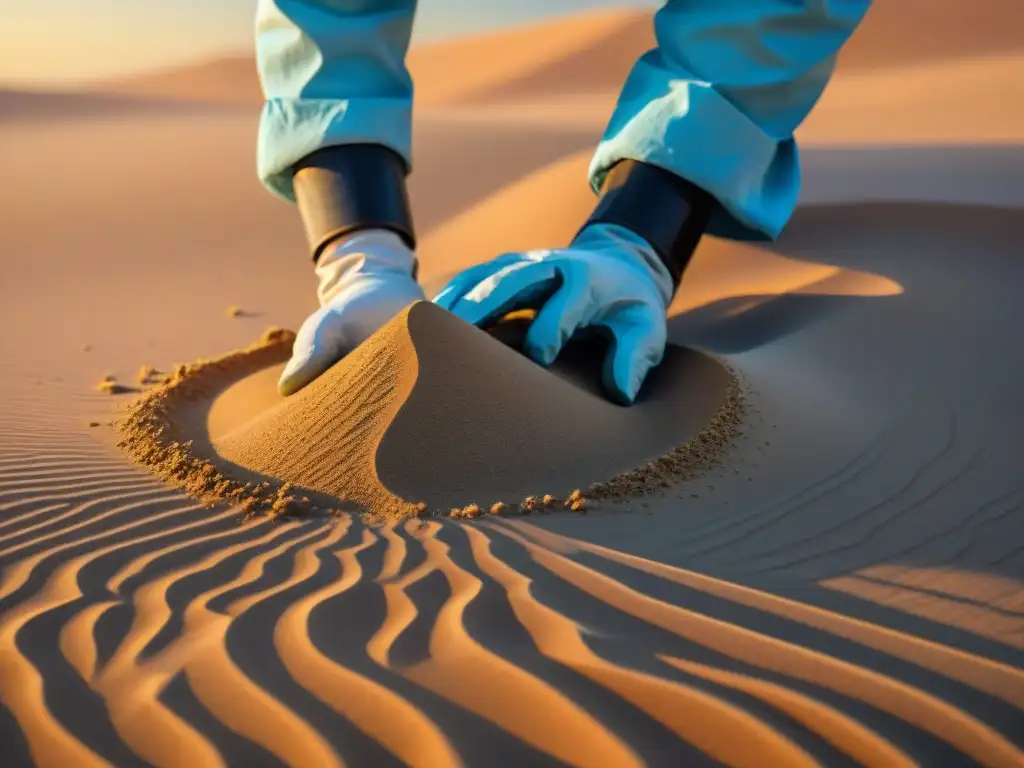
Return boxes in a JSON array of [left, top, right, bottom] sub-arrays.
[[88, 0, 1024, 109]]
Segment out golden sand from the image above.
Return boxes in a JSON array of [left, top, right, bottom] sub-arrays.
[[96, 374, 133, 395], [588, 377, 745, 501], [114, 327, 332, 519], [115, 303, 742, 520]]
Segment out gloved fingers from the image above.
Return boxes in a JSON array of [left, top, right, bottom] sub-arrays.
[[522, 262, 592, 366], [448, 260, 561, 328], [277, 307, 347, 396], [431, 253, 524, 310], [599, 304, 667, 406]]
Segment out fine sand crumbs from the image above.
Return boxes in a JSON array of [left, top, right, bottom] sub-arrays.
[[114, 327, 326, 520], [586, 376, 745, 501], [96, 375, 133, 395], [114, 315, 744, 521], [137, 365, 165, 386]]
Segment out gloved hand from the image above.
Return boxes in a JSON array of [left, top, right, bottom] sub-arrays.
[[433, 223, 674, 405], [279, 229, 425, 395]]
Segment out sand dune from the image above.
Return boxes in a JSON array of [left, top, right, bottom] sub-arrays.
[[436, 51, 1024, 148], [91, 0, 1024, 110], [1, 1, 1022, 766], [97, 9, 645, 108], [0, 88, 230, 122], [798, 53, 1024, 146], [415, 148, 912, 299], [94, 56, 263, 107], [463, 0, 1024, 106], [835, 0, 1024, 71], [407, 9, 647, 107], [412, 9, 652, 106]]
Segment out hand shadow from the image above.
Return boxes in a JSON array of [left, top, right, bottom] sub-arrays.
[[667, 202, 914, 354]]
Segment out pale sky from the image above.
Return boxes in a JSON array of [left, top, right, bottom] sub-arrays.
[[0, 0, 657, 88]]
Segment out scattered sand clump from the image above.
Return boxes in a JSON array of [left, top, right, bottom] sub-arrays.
[[565, 489, 587, 513], [454, 492, 589, 518], [137, 365, 165, 386], [450, 503, 482, 520], [114, 327, 327, 520], [96, 374, 133, 395]]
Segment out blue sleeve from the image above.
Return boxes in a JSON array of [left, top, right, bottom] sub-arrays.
[[255, 0, 418, 203], [589, 0, 872, 241]]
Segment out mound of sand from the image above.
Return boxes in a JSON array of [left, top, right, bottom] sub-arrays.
[[216, 301, 739, 516], [118, 302, 739, 519]]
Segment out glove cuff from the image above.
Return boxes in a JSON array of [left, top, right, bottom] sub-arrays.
[[315, 229, 421, 307], [575, 159, 714, 288], [293, 143, 416, 264]]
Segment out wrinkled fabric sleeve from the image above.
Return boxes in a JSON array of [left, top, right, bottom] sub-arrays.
[[590, 0, 872, 241], [255, 0, 417, 203]]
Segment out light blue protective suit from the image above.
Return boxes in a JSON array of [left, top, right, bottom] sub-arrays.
[[257, 0, 871, 403], [256, 0, 871, 241]]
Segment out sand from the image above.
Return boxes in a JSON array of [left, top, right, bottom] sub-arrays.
[[1, 2, 1023, 766], [93, 1, 1024, 107], [117, 301, 739, 519]]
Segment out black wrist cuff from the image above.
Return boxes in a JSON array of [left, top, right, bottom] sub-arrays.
[[575, 160, 715, 288], [292, 143, 416, 263]]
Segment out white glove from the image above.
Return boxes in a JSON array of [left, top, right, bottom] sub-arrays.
[[432, 223, 673, 404], [278, 229, 425, 395]]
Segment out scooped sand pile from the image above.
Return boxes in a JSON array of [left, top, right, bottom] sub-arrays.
[[212, 302, 432, 519], [218, 301, 740, 515], [117, 301, 742, 519]]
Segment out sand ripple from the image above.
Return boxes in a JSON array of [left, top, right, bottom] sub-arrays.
[[2, 439, 1021, 767]]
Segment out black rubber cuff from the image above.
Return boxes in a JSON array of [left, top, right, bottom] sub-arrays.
[[575, 160, 715, 288], [292, 143, 416, 263]]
